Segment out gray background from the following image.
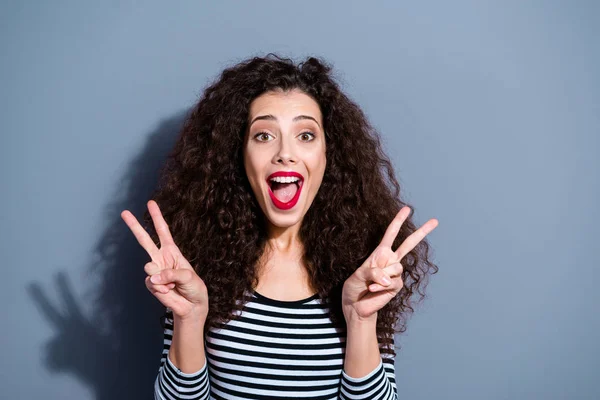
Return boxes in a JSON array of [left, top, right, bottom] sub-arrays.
[[2, 1, 598, 399]]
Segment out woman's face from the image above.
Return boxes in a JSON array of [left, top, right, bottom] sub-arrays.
[[243, 88, 326, 230]]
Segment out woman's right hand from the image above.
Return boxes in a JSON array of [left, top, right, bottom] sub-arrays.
[[121, 200, 209, 322]]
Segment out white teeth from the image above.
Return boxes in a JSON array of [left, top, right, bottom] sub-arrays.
[[269, 176, 301, 184]]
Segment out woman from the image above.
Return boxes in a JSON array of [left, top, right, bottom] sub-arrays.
[[121, 53, 439, 399]]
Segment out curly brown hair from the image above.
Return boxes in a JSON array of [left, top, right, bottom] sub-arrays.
[[143, 53, 438, 357]]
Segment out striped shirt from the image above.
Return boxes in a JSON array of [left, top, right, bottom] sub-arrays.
[[155, 290, 398, 399]]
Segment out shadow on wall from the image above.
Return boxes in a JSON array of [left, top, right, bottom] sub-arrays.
[[27, 109, 191, 400]]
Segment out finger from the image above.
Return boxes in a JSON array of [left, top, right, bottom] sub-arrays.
[[369, 276, 404, 293], [121, 209, 160, 260], [150, 268, 194, 286], [368, 263, 404, 292], [144, 261, 162, 276], [380, 207, 411, 249], [382, 262, 403, 279], [148, 200, 176, 246], [369, 282, 388, 292], [145, 276, 172, 295], [364, 267, 392, 287], [395, 218, 439, 260]]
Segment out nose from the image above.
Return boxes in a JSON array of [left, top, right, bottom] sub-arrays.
[[273, 135, 296, 165]]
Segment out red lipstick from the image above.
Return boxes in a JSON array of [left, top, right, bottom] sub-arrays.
[[266, 171, 304, 210]]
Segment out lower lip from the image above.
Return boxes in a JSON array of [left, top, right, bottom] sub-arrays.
[[267, 180, 304, 210]]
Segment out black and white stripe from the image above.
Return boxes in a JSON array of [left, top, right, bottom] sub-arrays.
[[155, 291, 398, 399]]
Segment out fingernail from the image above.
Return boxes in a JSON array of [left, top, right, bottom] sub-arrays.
[[151, 274, 161, 284], [382, 277, 391, 285]]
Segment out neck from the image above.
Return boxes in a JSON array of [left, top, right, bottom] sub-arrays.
[[265, 219, 303, 254], [256, 220, 305, 275]]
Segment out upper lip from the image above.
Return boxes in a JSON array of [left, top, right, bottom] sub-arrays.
[[266, 171, 304, 181]]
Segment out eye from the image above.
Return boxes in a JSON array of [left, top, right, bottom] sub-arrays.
[[253, 131, 273, 142], [299, 131, 316, 141]]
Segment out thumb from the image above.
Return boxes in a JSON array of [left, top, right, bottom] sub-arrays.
[[150, 268, 195, 286]]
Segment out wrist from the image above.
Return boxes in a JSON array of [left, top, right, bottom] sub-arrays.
[[174, 306, 208, 326], [344, 310, 378, 328]]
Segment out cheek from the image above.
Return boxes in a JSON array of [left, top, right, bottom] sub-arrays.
[[245, 145, 269, 169], [243, 153, 266, 194], [245, 164, 259, 189], [307, 151, 327, 179]]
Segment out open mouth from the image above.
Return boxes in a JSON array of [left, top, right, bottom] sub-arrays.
[[266, 176, 304, 210]]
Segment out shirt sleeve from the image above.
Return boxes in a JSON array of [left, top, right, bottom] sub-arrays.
[[154, 309, 211, 400], [339, 334, 398, 400]]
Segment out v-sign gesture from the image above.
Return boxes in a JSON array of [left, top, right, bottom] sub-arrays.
[[342, 206, 438, 324], [121, 200, 209, 321]]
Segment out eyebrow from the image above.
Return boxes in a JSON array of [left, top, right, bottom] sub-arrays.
[[249, 114, 321, 129]]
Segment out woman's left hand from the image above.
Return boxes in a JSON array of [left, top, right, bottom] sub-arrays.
[[342, 206, 439, 324]]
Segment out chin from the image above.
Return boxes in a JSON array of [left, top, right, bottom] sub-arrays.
[[262, 208, 305, 228]]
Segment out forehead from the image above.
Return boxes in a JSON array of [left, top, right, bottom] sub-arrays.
[[248, 89, 322, 122]]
